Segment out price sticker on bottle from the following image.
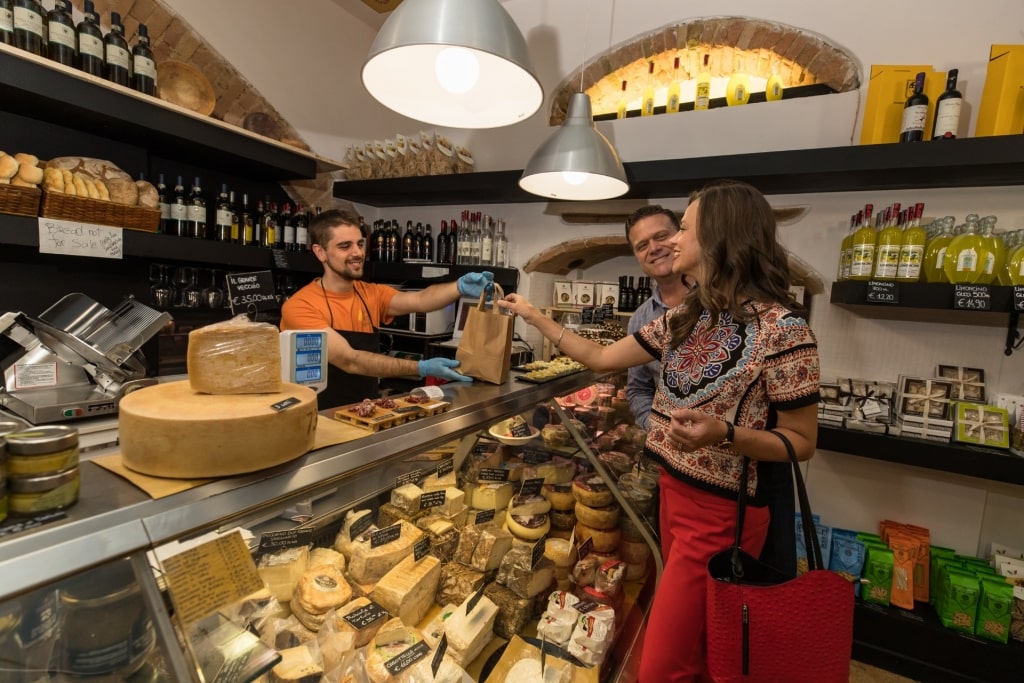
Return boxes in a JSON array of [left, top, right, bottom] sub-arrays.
[[953, 284, 991, 311], [865, 280, 899, 305]]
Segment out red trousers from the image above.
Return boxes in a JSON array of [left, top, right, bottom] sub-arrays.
[[639, 470, 770, 683]]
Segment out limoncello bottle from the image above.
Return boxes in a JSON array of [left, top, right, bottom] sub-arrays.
[[726, 54, 751, 106], [838, 213, 857, 281], [641, 61, 656, 116], [873, 204, 902, 281], [695, 54, 711, 110], [766, 56, 784, 101], [1007, 230, 1024, 285], [616, 79, 629, 119], [922, 217, 955, 283], [944, 214, 990, 284], [666, 56, 682, 113], [849, 204, 876, 281], [897, 202, 926, 282], [977, 215, 1005, 285]]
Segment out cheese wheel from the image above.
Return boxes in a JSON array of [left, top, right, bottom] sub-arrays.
[[505, 513, 551, 541], [572, 474, 614, 507], [574, 522, 621, 553], [549, 508, 576, 531], [574, 502, 620, 530], [618, 538, 652, 565], [542, 483, 575, 510], [508, 493, 551, 517], [544, 537, 574, 568], [119, 381, 317, 478]]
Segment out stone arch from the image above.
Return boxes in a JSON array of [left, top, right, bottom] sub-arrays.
[[549, 17, 861, 125]]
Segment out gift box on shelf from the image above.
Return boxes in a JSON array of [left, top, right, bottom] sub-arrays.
[[954, 403, 1010, 449], [896, 376, 955, 422], [844, 418, 891, 435], [936, 365, 987, 403], [820, 379, 853, 417], [849, 379, 895, 423]]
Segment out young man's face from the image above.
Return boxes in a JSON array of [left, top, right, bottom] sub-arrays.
[[314, 223, 366, 281], [629, 213, 679, 281]]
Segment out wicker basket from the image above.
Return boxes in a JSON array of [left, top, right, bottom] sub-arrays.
[[0, 184, 42, 217], [40, 191, 160, 232]]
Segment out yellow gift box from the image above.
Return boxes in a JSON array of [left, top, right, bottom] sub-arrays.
[[860, 65, 948, 145], [975, 45, 1024, 137]]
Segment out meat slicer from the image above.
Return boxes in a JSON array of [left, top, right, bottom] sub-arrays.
[[0, 293, 171, 424]]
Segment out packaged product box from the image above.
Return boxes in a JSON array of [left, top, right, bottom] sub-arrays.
[[975, 45, 1024, 137], [896, 376, 955, 422], [595, 282, 619, 309], [936, 365, 986, 403], [572, 281, 595, 308], [860, 65, 947, 145], [553, 281, 574, 308], [954, 402, 1010, 449]]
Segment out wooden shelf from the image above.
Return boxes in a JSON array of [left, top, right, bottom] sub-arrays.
[[334, 135, 1024, 207], [545, 306, 633, 318]]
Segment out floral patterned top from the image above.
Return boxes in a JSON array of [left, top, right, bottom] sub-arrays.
[[634, 300, 820, 505]]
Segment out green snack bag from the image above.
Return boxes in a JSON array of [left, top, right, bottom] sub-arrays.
[[976, 578, 1013, 644], [933, 557, 964, 611], [929, 546, 957, 604], [941, 570, 979, 634], [856, 532, 883, 544], [863, 546, 894, 606]]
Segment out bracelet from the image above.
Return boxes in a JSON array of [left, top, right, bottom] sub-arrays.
[[555, 326, 566, 347]]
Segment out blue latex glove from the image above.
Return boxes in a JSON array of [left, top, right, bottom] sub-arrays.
[[457, 271, 494, 299], [418, 357, 472, 382]]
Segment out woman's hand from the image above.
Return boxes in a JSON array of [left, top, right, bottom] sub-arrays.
[[496, 293, 540, 325], [667, 408, 728, 451]]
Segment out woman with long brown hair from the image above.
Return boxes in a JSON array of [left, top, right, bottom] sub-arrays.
[[498, 180, 820, 682]]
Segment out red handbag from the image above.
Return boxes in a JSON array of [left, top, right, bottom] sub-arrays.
[[706, 430, 854, 683]]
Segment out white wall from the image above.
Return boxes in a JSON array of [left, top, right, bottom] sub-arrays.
[[165, 0, 1024, 556]]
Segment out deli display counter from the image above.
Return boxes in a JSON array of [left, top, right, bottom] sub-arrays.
[[0, 371, 661, 682]]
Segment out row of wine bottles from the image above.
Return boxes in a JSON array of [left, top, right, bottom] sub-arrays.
[[1, 0, 157, 96], [616, 276, 653, 312], [899, 69, 962, 142], [368, 210, 509, 268], [154, 174, 314, 252]]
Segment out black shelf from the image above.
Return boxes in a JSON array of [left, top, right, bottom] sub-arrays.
[[818, 426, 1024, 486], [0, 45, 324, 181], [830, 280, 1021, 313], [853, 601, 1021, 683], [364, 261, 520, 292], [334, 135, 1024, 207]]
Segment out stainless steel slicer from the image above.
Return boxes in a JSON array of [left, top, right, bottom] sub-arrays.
[[0, 293, 171, 424]]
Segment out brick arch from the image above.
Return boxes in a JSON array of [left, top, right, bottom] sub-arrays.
[[549, 17, 861, 125]]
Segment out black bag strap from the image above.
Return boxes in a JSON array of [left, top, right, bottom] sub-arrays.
[[730, 430, 824, 579]]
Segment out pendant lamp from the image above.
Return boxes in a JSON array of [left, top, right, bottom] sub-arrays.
[[362, 0, 543, 129], [519, 92, 630, 200]]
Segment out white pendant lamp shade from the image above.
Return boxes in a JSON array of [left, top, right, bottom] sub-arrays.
[[362, 0, 543, 129], [519, 92, 630, 201]]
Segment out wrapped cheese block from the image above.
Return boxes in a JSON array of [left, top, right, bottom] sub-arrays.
[[444, 592, 499, 665], [470, 524, 514, 572], [257, 546, 310, 604], [347, 520, 424, 585], [462, 447, 502, 483], [421, 469, 458, 493], [365, 619, 425, 683], [334, 509, 376, 559], [331, 597, 388, 648], [187, 316, 282, 394], [435, 562, 488, 607], [377, 502, 418, 529], [290, 565, 353, 631], [484, 582, 533, 639], [571, 556, 599, 588], [537, 590, 581, 646], [497, 545, 556, 600], [567, 604, 616, 666], [594, 559, 626, 597], [270, 645, 323, 683], [372, 554, 442, 626], [421, 603, 456, 647], [472, 482, 515, 510], [119, 381, 317, 478]]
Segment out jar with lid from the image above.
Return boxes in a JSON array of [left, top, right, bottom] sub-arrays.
[[5, 425, 79, 478]]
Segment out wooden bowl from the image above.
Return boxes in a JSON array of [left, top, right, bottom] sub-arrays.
[[156, 61, 215, 116]]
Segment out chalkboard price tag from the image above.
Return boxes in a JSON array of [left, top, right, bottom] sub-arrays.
[[577, 537, 594, 561], [531, 539, 546, 568], [581, 306, 594, 324], [384, 640, 430, 676], [436, 458, 454, 477], [256, 528, 313, 555], [349, 512, 373, 541], [522, 447, 553, 465], [419, 490, 447, 510], [865, 280, 899, 304], [396, 469, 425, 488], [509, 418, 532, 438], [466, 584, 487, 615], [226, 270, 279, 315], [432, 634, 449, 678], [370, 523, 401, 548], [574, 599, 599, 614], [474, 508, 496, 524], [519, 477, 545, 497], [478, 467, 510, 482], [413, 536, 431, 562], [271, 249, 289, 269], [342, 600, 388, 630], [953, 284, 991, 311], [1013, 286, 1024, 312]]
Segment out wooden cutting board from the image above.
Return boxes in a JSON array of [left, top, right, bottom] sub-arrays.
[[334, 395, 451, 432]]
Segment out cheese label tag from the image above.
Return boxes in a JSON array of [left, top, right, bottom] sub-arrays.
[[0, 509, 66, 538], [226, 270, 279, 315], [531, 538, 546, 568], [419, 490, 447, 510], [349, 512, 374, 541], [271, 396, 301, 411], [436, 458, 454, 477], [371, 524, 402, 548], [578, 537, 594, 561], [478, 467, 510, 482], [466, 584, 487, 615], [522, 447, 553, 465], [519, 477, 545, 497], [256, 528, 313, 555], [574, 599, 599, 614], [396, 469, 425, 488], [342, 600, 388, 630], [431, 634, 449, 677], [413, 536, 431, 562], [509, 419, 533, 438], [474, 509, 496, 524], [384, 640, 430, 676]]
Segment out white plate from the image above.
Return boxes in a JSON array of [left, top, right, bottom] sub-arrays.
[[488, 424, 540, 446]]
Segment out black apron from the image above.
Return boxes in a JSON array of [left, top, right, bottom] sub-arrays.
[[316, 282, 381, 411]]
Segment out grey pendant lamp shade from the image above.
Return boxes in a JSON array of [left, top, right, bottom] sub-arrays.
[[519, 92, 630, 200], [362, 0, 543, 129]]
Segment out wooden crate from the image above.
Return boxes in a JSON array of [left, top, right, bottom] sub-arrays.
[[333, 395, 451, 431]]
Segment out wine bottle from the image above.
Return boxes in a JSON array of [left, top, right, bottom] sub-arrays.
[[616, 80, 628, 120], [470, 212, 483, 265], [228, 191, 240, 243], [402, 220, 415, 262], [931, 68, 962, 140], [46, 0, 75, 66], [386, 220, 399, 262], [281, 202, 296, 251], [641, 61, 656, 117], [898, 72, 928, 143], [666, 56, 681, 113], [104, 12, 131, 87], [155, 173, 170, 234], [458, 212, 471, 264], [1, 0, 14, 47], [694, 54, 711, 110], [372, 220, 385, 261], [214, 184, 232, 243], [413, 222, 424, 260], [186, 177, 207, 239], [76, 0, 104, 77], [437, 221, 449, 264], [261, 201, 277, 248], [251, 199, 265, 247], [170, 176, 188, 237], [480, 215, 493, 265], [423, 223, 434, 262], [294, 205, 308, 251], [494, 220, 508, 268], [132, 24, 157, 96], [13, 0, 44, 56]]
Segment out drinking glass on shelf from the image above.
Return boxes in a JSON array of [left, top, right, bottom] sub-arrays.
[[172, 266, 191, 308], [201, 269, 225, 309], [148, 263, 173, 311], [181, 267, 201, 309]]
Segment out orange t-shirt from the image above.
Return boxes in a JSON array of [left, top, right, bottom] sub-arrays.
[[280, 279, 398, 332]]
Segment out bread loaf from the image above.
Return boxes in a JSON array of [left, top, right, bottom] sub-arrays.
[[46, 157, 138, 205], [135, 179, 158, 207], [59, 169, 75, 195], [43, 168, 64, 193]]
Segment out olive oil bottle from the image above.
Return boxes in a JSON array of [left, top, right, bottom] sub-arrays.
[[694, 54, 711, 111], [641, 61, 656, 117], [977, 216, 1005, 285], [1006, 231, 1024, 286], [666, 56, 681, 113]]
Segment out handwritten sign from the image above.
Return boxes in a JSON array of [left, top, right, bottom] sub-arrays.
[[226, 270, 278, 315], [437, 459, 454, 477], [38, 218, 123, 259], [343, 600, 388, 630], [419, 490, 447, 510], [370, 523, 402, 548], [1014, 286, 1024, 312], [256, 528, 313, 555], [396, 468, 425, 488], [865, 280, 898, 305], [953, 284, 991, 311], [384, 641, 430, 676]]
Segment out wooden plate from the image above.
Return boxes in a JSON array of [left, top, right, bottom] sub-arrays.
[[156, 61, 215, 116]]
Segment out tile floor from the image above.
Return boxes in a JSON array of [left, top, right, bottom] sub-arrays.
[[850, 661, 918, 683]]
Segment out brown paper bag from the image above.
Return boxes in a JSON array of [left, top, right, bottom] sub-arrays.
[[456, 283, 512, 384]]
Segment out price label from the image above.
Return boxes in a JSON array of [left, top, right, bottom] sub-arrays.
[[474, 509, 496, 524], [396, 469, 425, 488], [370, 524, 402, 548], [953, 284, 991, 311], [413, 536, 431, 562], [478, 467, 510, 482], [432, 634, 449, 678], [349, 512, 374, 541], [466, 584, 487, 615], [342, 600, 388, 630], [865, 280, 899, 304], [574, 599, 599, 614], [0, 510, 66, 538], [1014, 286, 1024, 312], [436, 458, 454, 477], [384, 640, 430, 676], [419, 490, 447, 510], [522, 447, 553, 465], [256, 528, 313, 555], [226, 270, 279, 315], [271, 249, 289, 269], [581, 306, 594, 324], [519, 477, 545, 497], [577, 537, 594, 561], [531, 538, 546, 568], [270, 397, 301, 412], [509, 419, 532, 438]]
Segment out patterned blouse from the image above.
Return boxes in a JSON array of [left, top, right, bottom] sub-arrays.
[[634, 300, 820, 505]]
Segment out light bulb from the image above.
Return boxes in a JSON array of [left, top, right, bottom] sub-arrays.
[[561, 171, 588, 186], [435, 46, 480, 95]]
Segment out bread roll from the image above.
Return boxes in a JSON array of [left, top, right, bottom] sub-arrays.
[[82, 176, 100, 199], [0, 178, 9, 185], [43, 168, 64, 193], [46, 157, 138, 205], [60, 169, 75, 196], [13, 153, 38, 167], [16, 164, 43, 186], [95, 179, 110, 201], [10, 178, 35, 188], [135, 180, 158, 208], [0, 153, 17, 180], [71, 174, 88, 197]]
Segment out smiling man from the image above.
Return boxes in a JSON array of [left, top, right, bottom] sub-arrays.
[[280, 208, 493, 408]]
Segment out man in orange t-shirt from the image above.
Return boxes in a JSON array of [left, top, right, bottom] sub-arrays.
[[281, 208, 493, 408]]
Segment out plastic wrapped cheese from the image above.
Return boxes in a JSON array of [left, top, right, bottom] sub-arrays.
[[187, 315, 282, 394]]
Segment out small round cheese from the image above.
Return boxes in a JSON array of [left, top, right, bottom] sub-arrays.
[[544, 538, 575, 567], [549, 508, 576, 531], [506, 513, 551, 541], [508, 493, 551, 517], [575, 521, 621, 553], [571, 473, 614, 507], [574, 501, 620, 530], [618, 538, 652, 565], [542, 483, 575, 510]]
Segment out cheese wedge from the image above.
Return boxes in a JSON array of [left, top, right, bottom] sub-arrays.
[[270, 645, 322, 683], [444, 593, 498, 664], [257, 546, 309, 604], [372, 554, 442, 626], [347, 520, 424, 584], [187, 316, 282, 394]]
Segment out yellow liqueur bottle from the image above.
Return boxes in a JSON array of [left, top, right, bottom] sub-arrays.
[[725, 54, 751, 106], [616, 79, 629, 119], [873, 204, 902, 281], [666, 56, 682, 113], [977, 215, 1005, 285], [897, 202, 926, 282], [694, 54, 711, 110], [765, 56, 784, 101], [838, 213, 858, 281], [1007, 230, 1024, 285], [998, 229, 1021, 285], [944, 214, 990, 284], [922, 216, 954, 283], [641, 61, 656, 116], [849, 204, 876, 281]]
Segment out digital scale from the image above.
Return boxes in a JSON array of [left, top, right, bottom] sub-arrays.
[[280, 330, 328, 394]]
